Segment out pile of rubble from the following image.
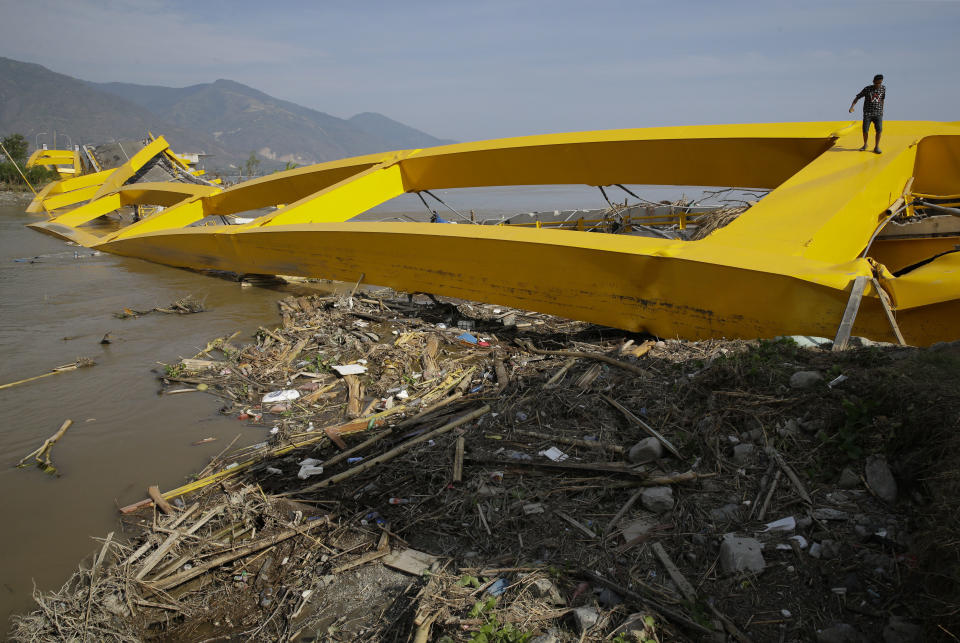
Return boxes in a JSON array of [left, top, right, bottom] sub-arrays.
[[10, 289, 959, 642]]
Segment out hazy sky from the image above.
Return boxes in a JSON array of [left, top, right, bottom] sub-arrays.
[[1, 0, 958, 142]]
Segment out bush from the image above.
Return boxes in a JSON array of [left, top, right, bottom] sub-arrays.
[[0, 134, 59, 188]]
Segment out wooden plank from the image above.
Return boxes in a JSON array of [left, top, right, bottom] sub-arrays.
[[332, 549, 388, 574], [453, 436, 465, 483], [652, 542, 697, 602], [871, 277, 906, 346], [833, 275, 869, 351], [382, 548, 439, 576]]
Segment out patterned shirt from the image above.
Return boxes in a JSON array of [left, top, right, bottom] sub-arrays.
[[856, 84, 886, 117]]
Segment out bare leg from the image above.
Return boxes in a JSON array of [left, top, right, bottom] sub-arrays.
[[874, 128, 882, 153], [860, 126, 868, 151]]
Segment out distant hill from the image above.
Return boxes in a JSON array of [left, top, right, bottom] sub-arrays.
[[94, 79, 455, 166], [349, 112, 456, 150], [0, 56, 456, 169], [0, 57, 232, 161]]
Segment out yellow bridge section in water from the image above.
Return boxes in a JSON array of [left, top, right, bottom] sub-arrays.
[[27, 121, 960, 346]]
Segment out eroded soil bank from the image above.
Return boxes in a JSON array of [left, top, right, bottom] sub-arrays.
[[10, 290, 960, 642]]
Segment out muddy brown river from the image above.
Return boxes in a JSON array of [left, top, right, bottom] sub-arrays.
[[0, 198, 291, 627]]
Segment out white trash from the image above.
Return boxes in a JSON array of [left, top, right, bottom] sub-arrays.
[[297, 458, 324, 479], [331, 364, 367, 376], [539, 446, 569, 462], [763, 516, 796, 532], [263, 389, 300, 403]]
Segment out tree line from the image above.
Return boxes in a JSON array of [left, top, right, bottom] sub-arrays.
[[0, 134, 59, 189]]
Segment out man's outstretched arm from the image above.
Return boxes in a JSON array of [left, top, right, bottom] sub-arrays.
[[849, 92, 863, 114]]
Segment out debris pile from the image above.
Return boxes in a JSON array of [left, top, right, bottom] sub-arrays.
[[10, 290, 960, 642], [114, 295, 207, 319]]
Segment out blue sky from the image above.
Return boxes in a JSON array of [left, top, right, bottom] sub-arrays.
[[1, 0, 958, 141]]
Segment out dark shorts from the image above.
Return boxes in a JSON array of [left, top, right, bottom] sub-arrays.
[[863, 114, 883, 133]]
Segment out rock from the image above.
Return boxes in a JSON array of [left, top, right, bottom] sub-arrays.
[[709, 503, 742, 522], [838, 468, 860, 489], [883, 617, 922, 643], [571, 605, 599, 632], [622, 515, 657, 540], [719, 534, 765, 574], [530, 578, 565, 605], [820, 539, 841, 560], [628, 437, 664, 464], [790, 370, 823, 388], [530, 629, 559, 643], [787, 335, 832, 349], [841, 572, 861, 593], [595, 587, 622, 607], [477, 483, 502, 497], [747, 428, 763, 443], [779, 418, 801, 437], [817, 623, 867, 643], [731, 443, 755, 465], [813, 507, 850, 521], [865, 455, 898, 503], [641, 486, 674, 514], [809, 542, 823, 558]]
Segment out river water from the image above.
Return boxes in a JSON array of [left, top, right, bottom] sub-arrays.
[[0, 183, 708, 627], [0, 197, 290, 626]]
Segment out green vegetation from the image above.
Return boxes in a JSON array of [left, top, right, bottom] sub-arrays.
[[243, 151, 261, 178], [465, 597, 531, 643], [0, 134, 57, 189]]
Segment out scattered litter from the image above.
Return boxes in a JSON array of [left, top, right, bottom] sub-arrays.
[[262, 389, 300, 404], [763, 516, 796, 532], [486, 578, 509, 596], [538, 446, 569, 462], [297, 458, 324, 479], [828, 374, 849, 388], [457, 332, 479, 345], [331, 364, 367, 376], [14, 288, 947, 643]]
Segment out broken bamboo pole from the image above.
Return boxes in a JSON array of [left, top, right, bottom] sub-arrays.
[[146, 521, 326, 592], [293, 405, 490, 493], [1, 359, 94, 391], [518, 340, 647, 377]]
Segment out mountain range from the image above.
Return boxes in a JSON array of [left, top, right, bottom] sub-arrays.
[[0, 56, 455, 169]]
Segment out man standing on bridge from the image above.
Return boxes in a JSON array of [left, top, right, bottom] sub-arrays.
[[849, 74, 886, 154]]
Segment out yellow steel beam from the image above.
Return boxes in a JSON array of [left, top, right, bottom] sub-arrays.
[[89, 136, 170, 202], [254, 162, 408, 227], [39, 185, 101, 212], [27, 150, 75, 166], [40, 193, 123, 228], [25, 169, 115, 213], [204, 150, 398, 216], [27, 121, 960, 346]]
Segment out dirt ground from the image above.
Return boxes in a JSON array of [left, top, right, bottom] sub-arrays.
[[9, 287, 960, 642]]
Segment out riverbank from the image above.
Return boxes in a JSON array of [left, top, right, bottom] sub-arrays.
[[10, 289, 958, 642]]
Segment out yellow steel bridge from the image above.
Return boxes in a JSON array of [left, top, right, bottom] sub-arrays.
[[25, 121, 960, 346]]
